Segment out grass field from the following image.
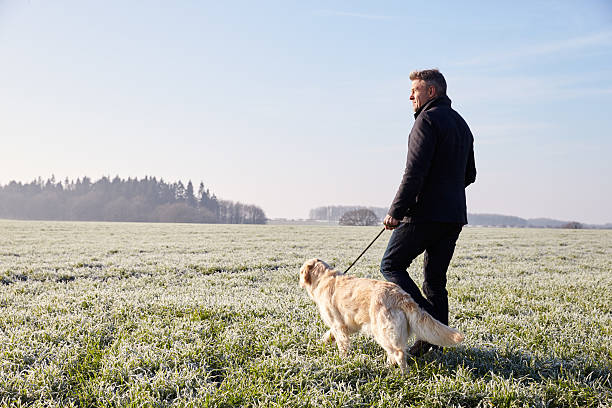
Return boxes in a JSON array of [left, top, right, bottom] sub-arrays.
[[0, 220, 610, 407]]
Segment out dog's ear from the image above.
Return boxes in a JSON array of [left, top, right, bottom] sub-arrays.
[[300, 258, 318, 286], [301, 265, 311, 286]]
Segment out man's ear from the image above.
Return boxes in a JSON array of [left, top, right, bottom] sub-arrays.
[[427, 85, 437, 98]]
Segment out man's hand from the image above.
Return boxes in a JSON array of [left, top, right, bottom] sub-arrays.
[[383, 214, 400, 230]]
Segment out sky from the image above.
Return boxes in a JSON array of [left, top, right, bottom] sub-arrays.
[[1, 0, 611, 224]]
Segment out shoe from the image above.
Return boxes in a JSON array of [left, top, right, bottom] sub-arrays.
[[409, 340, 440, 357]]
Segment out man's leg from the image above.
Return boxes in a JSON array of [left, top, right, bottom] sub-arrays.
[[379, 223, 436, 317], [422, 223, 462, 326], [409, 223, 462, 357]]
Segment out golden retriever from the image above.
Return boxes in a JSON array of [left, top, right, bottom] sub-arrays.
[[299, 258, 464, 373]]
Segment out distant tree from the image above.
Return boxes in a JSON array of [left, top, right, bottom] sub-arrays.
[[209, 194, 220, 220], [197, 182, 214, 211], [45, 175, 56, 191], [158, 179, 175, 204], [185, 180, 197, 207], [77, 177, 92, 195], [175, 181, 186, 202], [64, 177, 72, 192], [197, 182, 207, 205], [103, 197, 131, 221], [561, 221, 583, 229], [197, 206, 217, 223], [247, 205, 267, 224], [310, 205, 388, 222], [339, 209, 379, 226], [153, 202, 202, 223], [26, 191, 64, 220], [70, 191, 105, 220]]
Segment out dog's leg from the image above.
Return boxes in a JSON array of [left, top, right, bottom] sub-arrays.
[[321, 329, 336, 344], [332, 327, 351, 357], [395, 350, 408, 374], [384, 348, 408, 373], [378, 338, 398, 366], [371, 312, 408, 372], [382, 347, 408, 373]]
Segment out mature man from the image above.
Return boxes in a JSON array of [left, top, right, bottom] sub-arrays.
[[380, 69, 476, 357]]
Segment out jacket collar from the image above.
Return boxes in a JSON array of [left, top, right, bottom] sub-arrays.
[[414, 95, 452, 118]]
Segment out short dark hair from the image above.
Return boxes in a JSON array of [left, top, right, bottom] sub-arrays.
[[409, 69, 447, 96]]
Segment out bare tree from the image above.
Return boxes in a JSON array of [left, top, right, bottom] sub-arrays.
[[339, 209, 379, 226], [561, 221, 583, 229]]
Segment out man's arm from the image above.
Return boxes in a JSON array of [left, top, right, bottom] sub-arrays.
[[388, 115, 436, 220], [465, 142, 476, 187]]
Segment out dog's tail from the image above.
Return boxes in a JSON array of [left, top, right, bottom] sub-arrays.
[[398, 295, 464, 347]]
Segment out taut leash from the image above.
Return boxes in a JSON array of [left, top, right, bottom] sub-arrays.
[[344, 227, 386, 274]]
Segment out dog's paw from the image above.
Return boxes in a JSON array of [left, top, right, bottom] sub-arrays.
[[320, 330, 335, 344]]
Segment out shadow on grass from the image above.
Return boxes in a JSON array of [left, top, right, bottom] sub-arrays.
[[430, 345, 612, 386]]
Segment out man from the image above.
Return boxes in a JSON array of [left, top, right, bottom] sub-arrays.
[[380, 69, 476, 357]]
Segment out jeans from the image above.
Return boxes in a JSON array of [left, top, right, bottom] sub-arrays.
[[380, 222, 462, 325]]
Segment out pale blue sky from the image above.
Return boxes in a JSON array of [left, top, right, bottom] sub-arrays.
[[1, 1, 611, 223]]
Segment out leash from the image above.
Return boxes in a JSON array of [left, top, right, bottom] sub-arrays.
[[344, 227, 386, 274]]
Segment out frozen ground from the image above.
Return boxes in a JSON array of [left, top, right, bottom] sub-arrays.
[[0, 220, 610, 407]]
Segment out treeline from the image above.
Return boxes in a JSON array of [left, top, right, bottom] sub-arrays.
[[0, 176, 266, 224], [309, 206, 610, 229], [309, 206, 387, 222], [466, 214, 588, 228]]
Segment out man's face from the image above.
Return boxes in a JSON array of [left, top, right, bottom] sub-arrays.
[[410, 80, 435, 112]]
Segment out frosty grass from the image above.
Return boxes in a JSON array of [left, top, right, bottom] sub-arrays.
[[0, 220, 610, 407]]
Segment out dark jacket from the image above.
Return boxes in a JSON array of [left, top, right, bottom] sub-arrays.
[[388, 95, 476, 224]]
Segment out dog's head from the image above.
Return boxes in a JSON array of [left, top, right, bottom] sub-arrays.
[[299, 258, 332, 289]]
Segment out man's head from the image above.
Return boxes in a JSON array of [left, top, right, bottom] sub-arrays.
[[409, 69, 447, 112]]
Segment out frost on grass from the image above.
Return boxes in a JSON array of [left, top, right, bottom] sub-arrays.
[[0, 220, 610, 407]]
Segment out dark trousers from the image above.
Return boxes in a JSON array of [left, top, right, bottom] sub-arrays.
[[380, 222, 462, 326]]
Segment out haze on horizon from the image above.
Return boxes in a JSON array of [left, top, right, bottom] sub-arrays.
[[1, 1, 611, 224]]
